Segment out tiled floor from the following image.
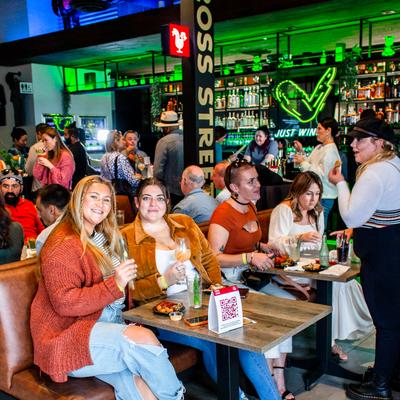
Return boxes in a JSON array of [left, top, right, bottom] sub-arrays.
[[184, 328, 400, 399]]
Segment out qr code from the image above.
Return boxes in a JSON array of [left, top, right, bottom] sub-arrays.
[[219, 297, 238, 321]]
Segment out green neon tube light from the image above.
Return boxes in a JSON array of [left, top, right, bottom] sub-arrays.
[[274, 67, 336, 123]]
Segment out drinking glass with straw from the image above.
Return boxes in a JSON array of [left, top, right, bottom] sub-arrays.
[[119, 236, 135, 290]]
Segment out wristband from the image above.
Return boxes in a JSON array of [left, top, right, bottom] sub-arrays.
[[241, 253, 248, 265], [159, 275, 168, 290]]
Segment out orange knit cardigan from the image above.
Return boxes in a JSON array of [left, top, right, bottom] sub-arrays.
[[30, 221, 123, 382]]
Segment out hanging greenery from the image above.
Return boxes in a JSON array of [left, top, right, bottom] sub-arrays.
[[62, 89, 71, 115], [150, 78, 162, 126]]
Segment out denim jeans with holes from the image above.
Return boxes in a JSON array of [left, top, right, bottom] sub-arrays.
[[69, 303, 184, 400]]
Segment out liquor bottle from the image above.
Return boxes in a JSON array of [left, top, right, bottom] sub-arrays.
[[319, 233, 329, 268]]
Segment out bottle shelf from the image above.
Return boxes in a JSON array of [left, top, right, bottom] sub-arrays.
[[356, 73, 385, 79], [352, 98, 385, 103], [215, 106, 262, 112], [162, 91, 182, 96]]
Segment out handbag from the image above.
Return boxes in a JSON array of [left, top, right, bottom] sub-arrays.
[[241, 269, 271, 291], [274, 275, 316, 302], [112, 155, 132, 197]]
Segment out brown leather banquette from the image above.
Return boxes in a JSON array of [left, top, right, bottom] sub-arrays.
[[0, 258, 199, 399]]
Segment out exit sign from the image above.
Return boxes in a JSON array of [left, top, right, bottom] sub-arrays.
[[161, 24, 190, 58]]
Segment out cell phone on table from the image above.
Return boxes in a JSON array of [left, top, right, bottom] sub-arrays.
[[183, 315, 208, 327]]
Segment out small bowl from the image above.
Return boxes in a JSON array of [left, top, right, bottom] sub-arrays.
[[169, 311, 183, 321]]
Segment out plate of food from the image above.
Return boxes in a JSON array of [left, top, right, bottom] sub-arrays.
[[274, 255, 296, 268], [153, 301, 185, 316], [302, 262, 327, 272]]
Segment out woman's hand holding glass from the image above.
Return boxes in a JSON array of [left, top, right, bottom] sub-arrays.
[[164, 261, 186, 286], [37, 156, 53, 170], [250, 252, 274, 272], [114, 259, 137, 290], [299, 231, 322, 243]]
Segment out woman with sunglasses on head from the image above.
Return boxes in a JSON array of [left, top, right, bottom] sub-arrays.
[[329, 118, 400, 400], [208, 158, 296, 400], [33, 127, 75, 190], [30, 176, 184, 400], [269, 171, 372, 362], [121, 177, 281, 400]]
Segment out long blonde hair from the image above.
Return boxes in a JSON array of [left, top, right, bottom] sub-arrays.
[[356, 139, 397, 179], [62, 175, 124, 276]]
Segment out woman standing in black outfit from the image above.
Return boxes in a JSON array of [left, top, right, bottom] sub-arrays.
[[329, 118, 400, 400]]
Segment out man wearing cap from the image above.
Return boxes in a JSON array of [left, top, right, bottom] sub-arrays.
[[0, 170, 44, 240], [173, 165, 217, 223], [153, 110, 184, 206], [329, 118, 400, 400]]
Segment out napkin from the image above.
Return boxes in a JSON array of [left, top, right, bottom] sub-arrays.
[[319, 264, 350, 276], [284, 265, 304, 272]]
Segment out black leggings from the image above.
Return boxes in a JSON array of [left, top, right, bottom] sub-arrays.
[[354, 225, 400, 379]]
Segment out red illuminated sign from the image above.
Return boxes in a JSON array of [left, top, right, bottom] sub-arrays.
[[161, 24, 190, 58]]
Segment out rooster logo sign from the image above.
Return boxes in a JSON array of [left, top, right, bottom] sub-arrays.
[[172, 28, 187, 54]]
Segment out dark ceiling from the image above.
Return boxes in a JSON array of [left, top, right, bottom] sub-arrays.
[[0, 0, 399, 75]]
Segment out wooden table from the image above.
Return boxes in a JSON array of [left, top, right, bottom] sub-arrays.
[[123, 291, 331, 400], [268, 262, 362, 389]]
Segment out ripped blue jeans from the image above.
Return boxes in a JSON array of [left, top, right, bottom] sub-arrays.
[[68, 303, 184, 400]]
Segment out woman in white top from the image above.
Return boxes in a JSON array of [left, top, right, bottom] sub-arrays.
[[294, 117, 340, 229], [329, 118, 400, 400], [269, 172, 373, 361]]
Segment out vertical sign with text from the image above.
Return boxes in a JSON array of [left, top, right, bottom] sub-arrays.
[[181, 0, 214, 179]]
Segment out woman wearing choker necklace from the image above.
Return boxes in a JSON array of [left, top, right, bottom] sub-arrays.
[[208, 158, 296, 400]]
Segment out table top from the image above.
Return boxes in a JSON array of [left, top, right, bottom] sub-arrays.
[[123, 291, 331, 354], [267, 262, 360, 283]]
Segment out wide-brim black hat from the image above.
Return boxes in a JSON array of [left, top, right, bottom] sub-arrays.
[[349, 118, 395, 143]]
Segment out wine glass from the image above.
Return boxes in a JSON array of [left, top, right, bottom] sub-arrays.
[[175, 237, 191, 263], [119, 236, 134, 290]]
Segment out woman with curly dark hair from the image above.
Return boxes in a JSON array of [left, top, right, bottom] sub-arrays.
[[0, 193, 23, 264]]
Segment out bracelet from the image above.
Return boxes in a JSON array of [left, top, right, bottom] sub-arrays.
[[241, 253, 248, 265], [159, 275, 168, 290]]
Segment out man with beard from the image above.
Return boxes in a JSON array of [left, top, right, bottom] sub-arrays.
[[0, 170, 43, 240]]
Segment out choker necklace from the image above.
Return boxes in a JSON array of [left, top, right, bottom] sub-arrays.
[[231, 197, 250, 206]]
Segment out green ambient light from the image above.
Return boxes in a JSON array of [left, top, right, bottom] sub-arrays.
[[320, 50, 327, 65], [382, 35, 396, 57], [274, 67, 337, 123], [234, 63, 244, 74]]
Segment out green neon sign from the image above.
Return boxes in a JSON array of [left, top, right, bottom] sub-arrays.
[[274, 67, 336, 123]]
